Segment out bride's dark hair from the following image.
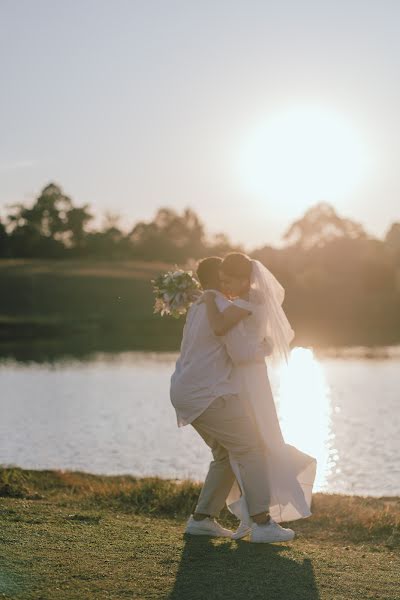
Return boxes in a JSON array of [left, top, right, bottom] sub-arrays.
[[221, 252, 252, 279]]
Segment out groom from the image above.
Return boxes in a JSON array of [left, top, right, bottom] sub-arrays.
[[170, 256, 294, 543]]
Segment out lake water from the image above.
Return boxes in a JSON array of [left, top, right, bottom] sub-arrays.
[[1, 347, 399, 497]]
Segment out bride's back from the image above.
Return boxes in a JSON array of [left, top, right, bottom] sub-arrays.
[[233, 295, 267, 341]]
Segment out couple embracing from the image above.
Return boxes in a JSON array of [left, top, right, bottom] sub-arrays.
[[170, 252, 317, 543]]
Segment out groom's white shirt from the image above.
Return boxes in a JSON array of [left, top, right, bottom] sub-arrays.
[[170, 290, 266, 427]]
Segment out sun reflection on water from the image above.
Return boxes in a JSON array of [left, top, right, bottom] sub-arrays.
[[272, 347, 336, 491]]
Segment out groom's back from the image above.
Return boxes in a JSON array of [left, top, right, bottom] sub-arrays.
[[170, 295, 237, 427]]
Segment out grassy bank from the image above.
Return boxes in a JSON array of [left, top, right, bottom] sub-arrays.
[[0, 467, 399, 599]]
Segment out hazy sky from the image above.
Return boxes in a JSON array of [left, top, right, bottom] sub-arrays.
[[1, 0, 400, 249]]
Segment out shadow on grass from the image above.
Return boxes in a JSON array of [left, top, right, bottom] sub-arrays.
[[168, 535, 319, 600]]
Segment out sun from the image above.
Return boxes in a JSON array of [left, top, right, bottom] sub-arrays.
[[236, 104, 373, 211]]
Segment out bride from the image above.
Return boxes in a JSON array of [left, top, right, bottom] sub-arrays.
[[202, 252, 317, 539]]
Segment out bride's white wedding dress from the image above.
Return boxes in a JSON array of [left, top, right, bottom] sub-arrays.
[[225, 295, 317, 525]]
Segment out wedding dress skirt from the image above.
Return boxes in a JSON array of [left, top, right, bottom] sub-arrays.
[[226, 362, 317, 525]]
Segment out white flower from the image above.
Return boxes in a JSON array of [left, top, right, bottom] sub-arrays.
[[152, 268, 201, 319], [154, 298, 164, 312]]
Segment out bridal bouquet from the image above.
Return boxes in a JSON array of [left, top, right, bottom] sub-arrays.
[[151, 268, 201, 318]]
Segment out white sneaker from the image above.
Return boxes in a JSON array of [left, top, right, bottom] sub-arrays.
[[250, 518, 295, 543], [185, 515, 233, 538], [232, 521, 252, 540]]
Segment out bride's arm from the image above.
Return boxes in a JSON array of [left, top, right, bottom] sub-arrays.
[[203, 292, 251, 336], [200, 292, 273, 363]]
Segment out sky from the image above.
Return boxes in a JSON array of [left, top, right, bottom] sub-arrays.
[[1, 0, 400, 250]]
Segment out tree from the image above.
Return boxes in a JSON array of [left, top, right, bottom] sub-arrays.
[[128, 207, 207, 261], [0, 218, 9, 257], [283, 202, 368, 250], [7, 183, 72, 239], [205, 232, 240, 257], [63, 205, 93, 250], [385, 223, 400, 262], [5, 183, 93, 257], [85, 212, 127, 258]]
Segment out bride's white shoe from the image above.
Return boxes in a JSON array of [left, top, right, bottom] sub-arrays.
[[231, 521, 252, 540], [250, 518, 295, 543]]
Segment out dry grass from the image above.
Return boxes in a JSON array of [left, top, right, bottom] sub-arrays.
[[1, 467, 400, 599], [1, 467, 399, 544], [0, 468, 400, 600]]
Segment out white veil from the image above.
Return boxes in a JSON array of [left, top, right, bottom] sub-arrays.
[[249, 259, 295, 365]]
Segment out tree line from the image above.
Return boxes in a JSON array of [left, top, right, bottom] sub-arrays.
[[1, 182, 399, 345], [0, 183, 236, 261], [1, 182, 400, 263]]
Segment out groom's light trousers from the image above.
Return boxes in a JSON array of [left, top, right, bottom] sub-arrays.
[[191, 393, 270, 518]]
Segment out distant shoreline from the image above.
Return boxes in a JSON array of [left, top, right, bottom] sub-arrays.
[[1, 321, 400, 362], [1, 258, 400, 354]]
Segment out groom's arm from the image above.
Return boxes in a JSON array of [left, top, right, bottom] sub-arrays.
[[203, 292, 250, 336], [211, 294, 273, 364]]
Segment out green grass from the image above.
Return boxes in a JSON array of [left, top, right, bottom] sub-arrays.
[[0, 259, 185, 356], [0, 258, 171, 323], [0, 467, 399, 599]]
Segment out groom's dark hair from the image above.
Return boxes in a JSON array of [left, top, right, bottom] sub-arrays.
[[196, 256, 222, 290]]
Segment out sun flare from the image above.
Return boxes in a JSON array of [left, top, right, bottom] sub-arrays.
[[272, 347, 336, 491], [236, 105, 373, 211]]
